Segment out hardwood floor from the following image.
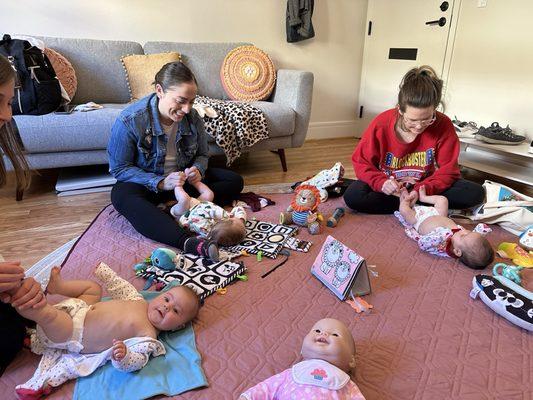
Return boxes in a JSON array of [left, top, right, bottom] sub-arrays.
[[1, 136, 530, 268]]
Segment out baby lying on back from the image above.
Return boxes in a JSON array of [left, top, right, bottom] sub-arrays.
[[395, 186, 494, 269], [11, 263, 199, 398]]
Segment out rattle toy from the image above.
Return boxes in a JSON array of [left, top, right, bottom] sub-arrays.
[[327, 207, 345, 227]]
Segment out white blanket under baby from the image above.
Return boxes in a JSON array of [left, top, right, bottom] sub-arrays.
[[17, 337, 165, 391]]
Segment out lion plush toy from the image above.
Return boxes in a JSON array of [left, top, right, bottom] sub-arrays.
[[280, 184, 322, 235]]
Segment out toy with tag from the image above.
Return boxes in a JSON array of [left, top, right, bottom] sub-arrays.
[[280, 184, 322, 235], [135, 249, 246, 300], [470, 273, 533, 331], [310, 235, 371, 301], [134, 248, 186, 289]]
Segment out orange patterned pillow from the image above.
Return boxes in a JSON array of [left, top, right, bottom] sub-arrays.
[[220, 45, 276, 101], [121, 52, 182, 101], [44, 48, 77, 101]]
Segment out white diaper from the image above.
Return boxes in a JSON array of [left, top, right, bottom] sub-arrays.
[[413, 206, 440, 232], [32, 298, 90, 354]]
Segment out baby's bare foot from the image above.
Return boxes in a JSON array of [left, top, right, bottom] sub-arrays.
[[46, 266, 62, 294]]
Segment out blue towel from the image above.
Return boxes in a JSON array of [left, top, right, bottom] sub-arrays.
[[73, 291, 207, 400]]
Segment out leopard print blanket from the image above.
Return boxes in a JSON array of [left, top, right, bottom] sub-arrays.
[[195, 96, 269, 165]]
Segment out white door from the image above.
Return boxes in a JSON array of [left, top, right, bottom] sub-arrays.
[[358, 0, 456, 135]]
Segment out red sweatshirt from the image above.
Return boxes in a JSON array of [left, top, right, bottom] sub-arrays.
[[352, 108, 460, 195]]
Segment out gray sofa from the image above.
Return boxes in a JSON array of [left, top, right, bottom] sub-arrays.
[[10, 36, 314, 198]]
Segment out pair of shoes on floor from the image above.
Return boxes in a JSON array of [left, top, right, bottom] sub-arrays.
[[475, 122, 526, 145], [452, 117, 478, 138]]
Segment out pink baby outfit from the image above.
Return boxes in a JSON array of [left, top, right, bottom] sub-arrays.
[[394, 207, 492, 257], [241, 359, 365, 400]]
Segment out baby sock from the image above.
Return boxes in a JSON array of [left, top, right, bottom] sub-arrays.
[[184, 237, 219, 262]]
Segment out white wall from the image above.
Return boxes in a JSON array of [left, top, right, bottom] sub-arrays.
[[444, 0, 533, 140], [0, 0, 368, 140]]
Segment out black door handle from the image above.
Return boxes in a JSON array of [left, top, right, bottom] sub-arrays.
[[425, 17, 447, 27]]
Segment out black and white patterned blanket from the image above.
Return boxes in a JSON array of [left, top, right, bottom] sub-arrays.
[[195, 96, 269, 165], [137, 254, 246, 301], [225, 219, 298, 259]]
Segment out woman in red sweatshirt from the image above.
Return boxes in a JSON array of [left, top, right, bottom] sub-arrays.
[[344, 66, 484, 214]]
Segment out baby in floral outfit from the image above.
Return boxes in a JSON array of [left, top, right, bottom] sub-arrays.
[[170, 172, 247, 246], [239, 318, 366, 400], [395, 186, 494, 269]]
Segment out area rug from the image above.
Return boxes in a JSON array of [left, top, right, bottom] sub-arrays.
[[1, 194, 530, 400]]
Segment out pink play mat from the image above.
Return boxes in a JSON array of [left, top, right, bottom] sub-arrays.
[[1, 194, 529, 399]]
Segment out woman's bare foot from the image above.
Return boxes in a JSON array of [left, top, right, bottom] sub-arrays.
[[45, 266, 63, 295]]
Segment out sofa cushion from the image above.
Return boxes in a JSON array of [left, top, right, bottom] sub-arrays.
[[33, 36, 144, 104], [44, 48, 78, 101], [121, 52, 182, 101], [144, 42, 250, 100], [13, 104, 127, 154], [221, 45, 276, 101]]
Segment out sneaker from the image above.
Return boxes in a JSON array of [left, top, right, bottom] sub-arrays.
[[452, 117, 478, 138], [475, 122, 526, 145]]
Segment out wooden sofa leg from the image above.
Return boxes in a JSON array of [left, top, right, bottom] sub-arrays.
[[16, 187, 24, 201], [270, 149, 287, 172]]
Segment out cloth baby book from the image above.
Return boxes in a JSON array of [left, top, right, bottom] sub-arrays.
[[311, 236, 371, 301]]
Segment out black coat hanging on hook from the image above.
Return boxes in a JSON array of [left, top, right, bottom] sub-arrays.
[[286, 0, 315, 43]]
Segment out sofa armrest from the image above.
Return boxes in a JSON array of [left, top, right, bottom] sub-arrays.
[[271, 69, 314, 148]]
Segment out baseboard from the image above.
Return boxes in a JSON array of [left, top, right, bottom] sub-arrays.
[[306, 120, 364, 140]]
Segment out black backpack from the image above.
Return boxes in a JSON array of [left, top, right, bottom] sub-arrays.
[[0, 34, 62, 115]]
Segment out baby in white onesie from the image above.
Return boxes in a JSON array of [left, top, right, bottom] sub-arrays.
[[11, 263, 199, 398], [170, 171, 247, 246]]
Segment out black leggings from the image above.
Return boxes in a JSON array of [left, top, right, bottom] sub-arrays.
[[343, 179, 485, 214], [111, 167, 244, 249], [0, 302, 26, 376]]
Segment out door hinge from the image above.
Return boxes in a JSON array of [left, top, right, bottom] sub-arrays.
[[359, 106, 364, 118], [368, 21, 372, 36]]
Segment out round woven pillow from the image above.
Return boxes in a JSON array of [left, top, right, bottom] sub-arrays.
[[220, 45, 276, 101], [44, 47, 78, 100]]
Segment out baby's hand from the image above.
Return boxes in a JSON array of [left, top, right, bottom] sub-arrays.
[[112, 339, 127, 361]]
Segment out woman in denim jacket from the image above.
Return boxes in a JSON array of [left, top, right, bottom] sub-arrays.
[[108, 62, 243, 257]]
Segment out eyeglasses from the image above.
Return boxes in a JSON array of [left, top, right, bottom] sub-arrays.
[[400, 112, 436, 127]]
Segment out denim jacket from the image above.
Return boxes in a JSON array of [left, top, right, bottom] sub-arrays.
[[107, 94, 209, 192]]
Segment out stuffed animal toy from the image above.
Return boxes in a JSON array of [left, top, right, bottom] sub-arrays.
[[280, 184, 322, 235], [299, 162, 345, 202], [134, 248, 186, 289]]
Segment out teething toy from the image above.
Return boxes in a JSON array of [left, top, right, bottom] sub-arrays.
[[327, 207, 345, 228], [497, 242, 533, 267], [492, 262, 524, 285]]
